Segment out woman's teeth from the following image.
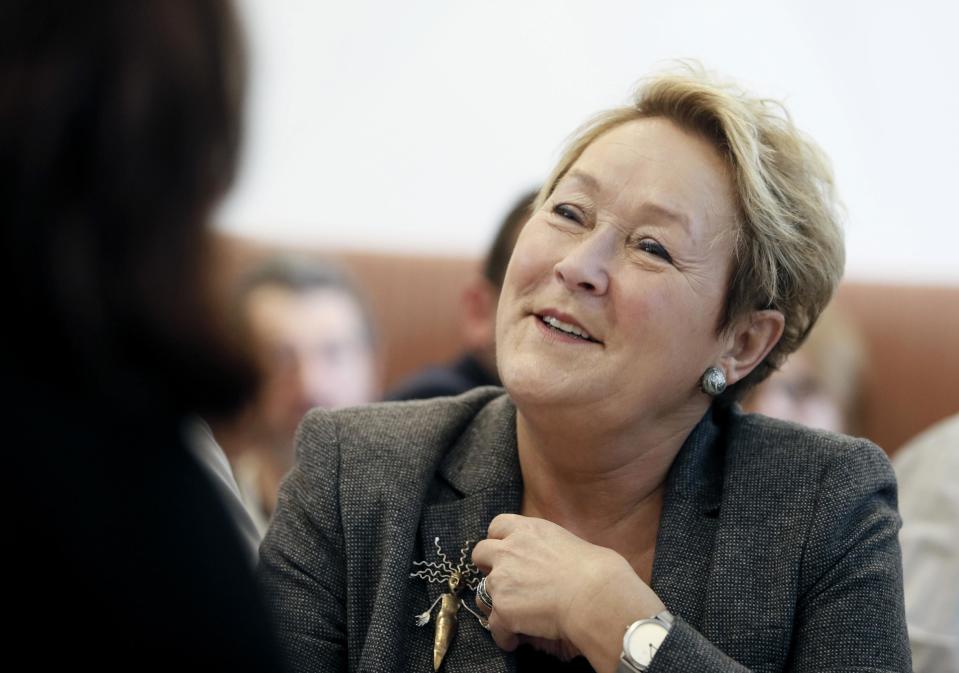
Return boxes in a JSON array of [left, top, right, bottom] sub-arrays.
[[541, 315, 594, 341]]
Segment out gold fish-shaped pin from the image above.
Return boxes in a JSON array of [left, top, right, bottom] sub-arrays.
[[432, 572, 464, 670], [411, 538, 489, 671]]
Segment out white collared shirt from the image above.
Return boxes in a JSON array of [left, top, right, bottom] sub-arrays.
[[894, 413, 959, 673]]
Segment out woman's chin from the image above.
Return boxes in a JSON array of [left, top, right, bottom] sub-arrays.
[[501, 364, 597, 410]]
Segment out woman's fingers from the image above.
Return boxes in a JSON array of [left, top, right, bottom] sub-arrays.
[[487, 512, 524, 539], [471, 537, 501, 574], [487, 611, 520, 652], [470, 513, 664, 666]]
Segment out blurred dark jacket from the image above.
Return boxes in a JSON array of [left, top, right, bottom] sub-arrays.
[[386, 354, 499, 401], [7, 378, 283, 670]]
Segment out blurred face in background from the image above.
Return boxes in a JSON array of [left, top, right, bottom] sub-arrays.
[[742, 307, 863, 436], [245, 284, 378, 447], [744, 351, 845, 434]]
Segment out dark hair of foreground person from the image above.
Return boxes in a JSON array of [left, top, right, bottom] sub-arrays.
[[2, 1, 283, 669]]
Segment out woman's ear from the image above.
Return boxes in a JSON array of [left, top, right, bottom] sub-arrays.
[[721, 310, 785, 386]]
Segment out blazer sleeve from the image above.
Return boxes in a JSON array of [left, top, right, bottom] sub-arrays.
[[257, 409, 348, 672], [649, 439, 911, 673]]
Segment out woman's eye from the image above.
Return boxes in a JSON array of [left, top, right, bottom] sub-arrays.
[[637, 239, 673, 263], [553, 204, 584, 225]]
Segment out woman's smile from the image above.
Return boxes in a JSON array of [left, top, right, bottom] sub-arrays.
[[533, 309, 603, 345]]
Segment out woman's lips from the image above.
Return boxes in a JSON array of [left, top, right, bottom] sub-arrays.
[[533, 312, 602, 344]]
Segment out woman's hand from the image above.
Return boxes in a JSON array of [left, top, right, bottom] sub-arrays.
[[471, 514, 666, 670]]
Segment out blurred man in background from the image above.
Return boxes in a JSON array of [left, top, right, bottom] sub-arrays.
[[216, 256, 379, 532], [386, 189, 537, 400]]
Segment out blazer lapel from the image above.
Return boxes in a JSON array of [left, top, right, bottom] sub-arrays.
[[407, 395, 522, 673], [650, 405, 725, 636]]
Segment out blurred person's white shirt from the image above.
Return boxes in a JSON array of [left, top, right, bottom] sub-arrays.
[[233, 451, 272, 538], [185, 418, 263, 564], [894, 413, 959, 673]]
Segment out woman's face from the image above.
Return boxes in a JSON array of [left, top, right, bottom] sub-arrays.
[[496, 117, 739, 431]]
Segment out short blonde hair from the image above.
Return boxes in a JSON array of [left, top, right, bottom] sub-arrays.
[[536, 65, 844, 400]]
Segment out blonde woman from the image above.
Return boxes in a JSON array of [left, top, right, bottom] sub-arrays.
[[259, 68, 909, 673]]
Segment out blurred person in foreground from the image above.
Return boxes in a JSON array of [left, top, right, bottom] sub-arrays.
[[893, 413, 959, 673], [386, 190, 536, 401], [742, 306, 865, 435], [2, 1, 282, 668], [217, 256, 379, 533], [259, 67, 909, 672]]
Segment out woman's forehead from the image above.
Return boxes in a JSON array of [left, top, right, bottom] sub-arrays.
[[560, 117, 737, 236]]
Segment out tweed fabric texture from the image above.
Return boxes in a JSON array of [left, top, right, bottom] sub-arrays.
[[258, 387, 910, 672]]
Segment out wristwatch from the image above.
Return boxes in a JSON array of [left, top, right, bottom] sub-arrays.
[[617, 610, 675, 673]]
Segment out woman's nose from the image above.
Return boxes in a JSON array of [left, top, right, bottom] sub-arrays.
[[553, 232, 612, 295]]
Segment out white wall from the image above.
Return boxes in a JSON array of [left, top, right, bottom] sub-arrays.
[[219, 0, 959, 284]]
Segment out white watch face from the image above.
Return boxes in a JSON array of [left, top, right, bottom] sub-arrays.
[[626, 621, 670, 666]]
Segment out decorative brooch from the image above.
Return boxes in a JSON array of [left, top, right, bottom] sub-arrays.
[[410, 537, 488, 671]]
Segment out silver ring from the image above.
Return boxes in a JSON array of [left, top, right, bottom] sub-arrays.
[[476, 576, 493, 611]]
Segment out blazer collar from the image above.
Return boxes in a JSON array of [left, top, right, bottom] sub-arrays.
[[417, 394, 523, 588], [660, 403, 726, 514], [434, 393, 726, 512], [650, 404, 727, 630], [437, 393, 522, 497]]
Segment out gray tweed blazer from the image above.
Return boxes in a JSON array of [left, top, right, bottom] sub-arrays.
[[258, 387, 910, 673]]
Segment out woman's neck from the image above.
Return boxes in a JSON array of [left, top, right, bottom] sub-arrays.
[[515, 403, 705, 559]]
